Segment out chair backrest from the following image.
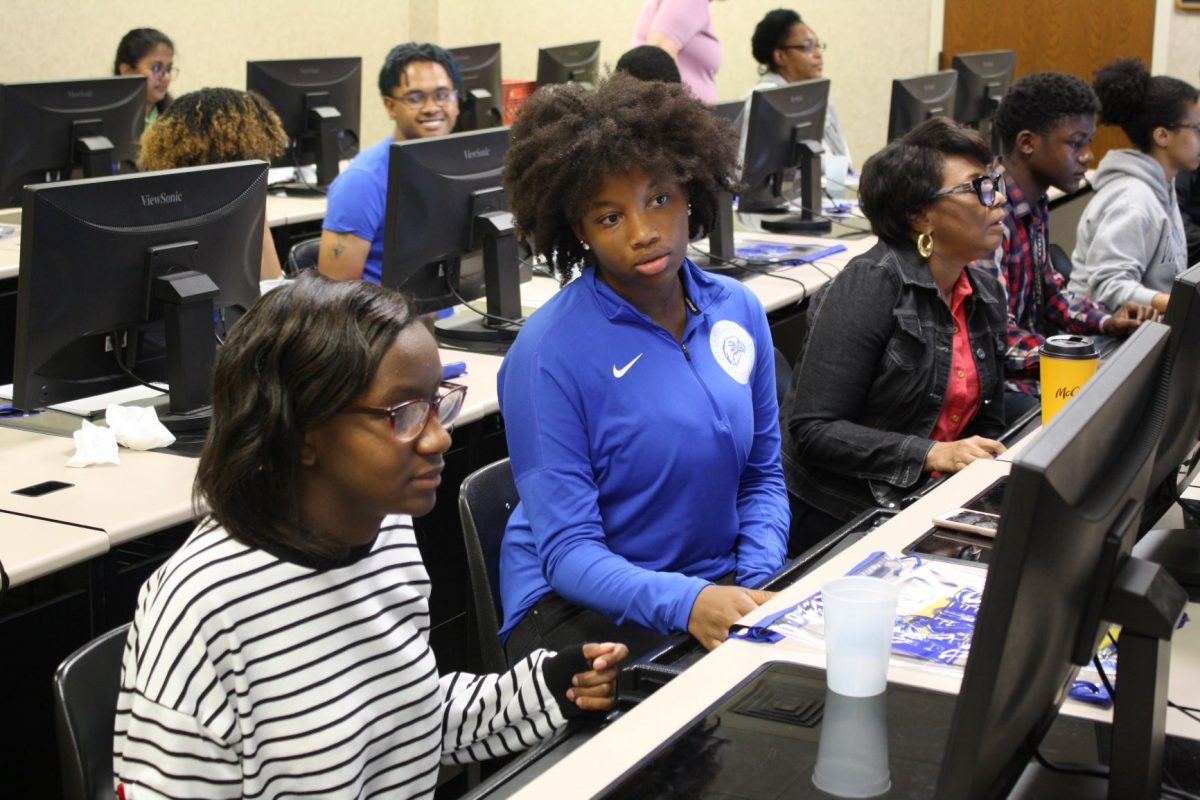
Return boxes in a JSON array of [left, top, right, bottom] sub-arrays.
[[54, 623, 131, 800], [285, 236, 322, 275], [1049, 242, 1073, 281], [773, 346, 793, 407], [458, 458, 519, 674]]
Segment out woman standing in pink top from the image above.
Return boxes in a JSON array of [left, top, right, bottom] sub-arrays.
[[632, 0, 722, 102]]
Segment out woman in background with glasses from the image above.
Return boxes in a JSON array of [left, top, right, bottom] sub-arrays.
[[780, 117, 1008, 554], [319, 42, 462, 282], [113, 275, 626, 799], [741, 9, 850, 166], [1069, 58, 1200, 315], [114, 28, 177, 129]]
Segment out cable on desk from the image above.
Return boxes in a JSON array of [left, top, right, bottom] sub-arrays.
[[686, 243, 811, 303], [781, 196, 875, 236], [447, 281, 525, 329], [114, 356, 169, 396]]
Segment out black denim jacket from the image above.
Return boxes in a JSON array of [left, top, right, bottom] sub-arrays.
[[781, 239, 1008, 520]]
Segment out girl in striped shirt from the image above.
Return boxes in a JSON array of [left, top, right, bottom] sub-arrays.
[[113, 274, 625, 799]]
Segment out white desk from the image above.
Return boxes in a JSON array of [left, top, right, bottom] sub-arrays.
[[511, 456, 1200, 798], [0, 511, 109, 588]]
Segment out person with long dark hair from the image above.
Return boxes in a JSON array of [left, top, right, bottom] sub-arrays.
[[114, 28, 176, 128]]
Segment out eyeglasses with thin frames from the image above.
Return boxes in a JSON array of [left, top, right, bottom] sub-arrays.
[[147, 63, 179, 79], [930, 172, 1006, 208], [1168, 123, 1200, 134], [390, 89, 459, 110], [341, 382, 467, 442], [779, 41, 826, 54]]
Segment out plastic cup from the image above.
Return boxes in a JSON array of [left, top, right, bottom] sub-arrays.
[[1039, 334, 1099, 425], [812, 688, 891, 798], [823, 154, 850, 200], [821, 576, 899, 697]]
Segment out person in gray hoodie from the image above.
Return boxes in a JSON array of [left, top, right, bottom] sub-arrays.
[[1070, 58, 1200, 314]]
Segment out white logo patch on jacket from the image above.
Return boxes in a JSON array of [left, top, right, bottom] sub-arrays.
[[709, 320, 754, 384]]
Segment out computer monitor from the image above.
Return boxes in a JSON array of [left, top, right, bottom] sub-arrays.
[[12, 161, 267, 429], [937, 321, 1187, 799], [536, 41, 600, 90], [1134, 263, 1200, 596], [952, 49, 1015, 147], [380, 127, 528, 351], [887, 70, 958, 141], [450, 43, 503, 131], [0, 76, 146, 207], [711, 100, 743, 126], [246, 58, 361, 188], [739, 79, 831, 235]]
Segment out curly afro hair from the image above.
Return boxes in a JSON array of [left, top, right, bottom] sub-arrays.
[[751, 9, 803, 71], [1093, 58, 1198, 151], [138, 87, 287, 170], [994, 71, 1099, 156], [502, 71, 742, 284]]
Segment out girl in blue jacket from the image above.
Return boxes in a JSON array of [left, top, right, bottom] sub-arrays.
[[498, 73, 790, 658]]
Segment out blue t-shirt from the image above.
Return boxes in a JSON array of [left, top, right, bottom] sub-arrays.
[[323, 136, 393, 283], [496, 259, 790, 639]]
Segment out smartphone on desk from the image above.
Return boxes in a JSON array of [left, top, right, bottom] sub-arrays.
[[932, 507, 1001, 538]]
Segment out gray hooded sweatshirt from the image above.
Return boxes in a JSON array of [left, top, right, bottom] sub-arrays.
[[1069, 148, 1188, 309]]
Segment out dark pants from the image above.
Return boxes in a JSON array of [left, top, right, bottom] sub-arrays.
[[787, 494, 847, 558], [1003, 389, 1040, 428], [504, 591, 668, 666]]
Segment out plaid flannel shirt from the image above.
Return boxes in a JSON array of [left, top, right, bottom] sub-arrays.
[[973, 180, 1110, 395]]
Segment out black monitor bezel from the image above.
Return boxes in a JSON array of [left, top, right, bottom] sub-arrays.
[[0, 76, 146, 207]]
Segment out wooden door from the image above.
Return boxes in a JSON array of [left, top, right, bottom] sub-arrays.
[[942, 0, 1157, 160]]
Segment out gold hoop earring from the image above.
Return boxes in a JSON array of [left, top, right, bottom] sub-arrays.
[[917, 232, 934, 259]]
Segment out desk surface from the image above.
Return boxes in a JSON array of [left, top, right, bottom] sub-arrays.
[[510, 455, 1200, 798], [0, 511, 109, 588]]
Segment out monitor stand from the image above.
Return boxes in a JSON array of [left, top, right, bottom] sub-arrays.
[[1133, 528, 1200, 601], [760, 138, 831, 235], [435, 210, 529, 354], [691, 192, 741, 275]]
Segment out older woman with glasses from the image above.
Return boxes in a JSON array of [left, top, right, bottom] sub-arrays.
[[780, 116, 1009, 554], [741, 9, 850, 165]]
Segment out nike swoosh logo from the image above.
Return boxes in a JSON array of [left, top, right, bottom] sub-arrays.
[[612, 353, 644, 378]]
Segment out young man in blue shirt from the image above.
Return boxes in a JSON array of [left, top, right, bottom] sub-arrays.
[[318, 43, 461, 283]]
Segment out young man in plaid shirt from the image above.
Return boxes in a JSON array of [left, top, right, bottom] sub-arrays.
[[973, 71, 1154, 423]]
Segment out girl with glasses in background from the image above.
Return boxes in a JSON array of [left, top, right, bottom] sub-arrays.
[[780, 117, 1009, 554], [114, 28, 177, 129], [113, 275, 626, 799], [1069, 58, 1200, 315]]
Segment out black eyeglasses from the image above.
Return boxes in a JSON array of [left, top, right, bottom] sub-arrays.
[[1168, 123, 1200, 134], [930, 172, 1006, 207], [779, 41, 826, 54], [341, 382, 467, 442]]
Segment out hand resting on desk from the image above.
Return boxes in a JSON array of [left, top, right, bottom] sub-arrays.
[[566, 642, 631, 711], [688, 585, 775, 650]]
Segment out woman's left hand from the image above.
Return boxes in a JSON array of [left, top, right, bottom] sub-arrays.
[[565, 642, 630, 711]]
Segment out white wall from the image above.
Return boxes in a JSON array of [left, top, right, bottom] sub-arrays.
[[4, 1, 1191, 166]]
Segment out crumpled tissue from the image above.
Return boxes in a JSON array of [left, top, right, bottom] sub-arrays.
[[105, 404, 176, 450], [66, 420, 120, 468]]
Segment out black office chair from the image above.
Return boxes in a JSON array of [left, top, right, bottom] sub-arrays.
[[458, 458, 519, 675], [773, 347, 793, 407], [54, 622, 131, 800], [285, 236, 322, 275], [1049, 242, 1074, 281]]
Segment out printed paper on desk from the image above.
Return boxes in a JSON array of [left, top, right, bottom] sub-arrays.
[[769, 551, 986, 669]]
